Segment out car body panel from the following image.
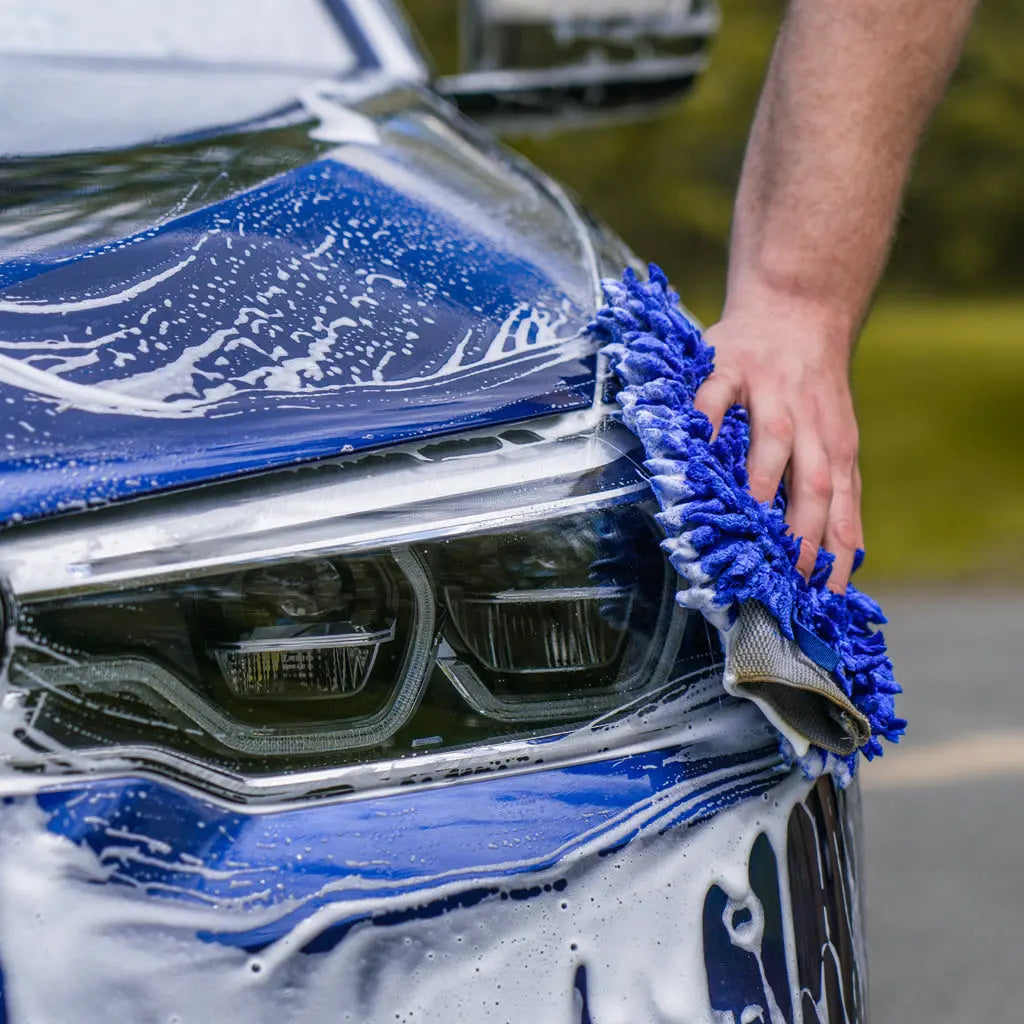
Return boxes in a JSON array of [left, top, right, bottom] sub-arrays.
[[0, 684, 867, 1022]]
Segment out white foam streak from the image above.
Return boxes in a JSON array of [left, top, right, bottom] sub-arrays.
[[0, 350, 185, 414], [0, 290, 585, 417], [0, 253, 198, 314]]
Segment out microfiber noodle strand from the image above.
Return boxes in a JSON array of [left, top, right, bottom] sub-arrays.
[[592, 264, 905, 783]]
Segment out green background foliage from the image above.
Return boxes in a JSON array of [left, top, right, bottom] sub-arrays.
[[401, 1, 1024, 583]]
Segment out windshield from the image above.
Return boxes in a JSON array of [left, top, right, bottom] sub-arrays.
[[0, 0, 423, 156], [0, 0, 359, 70]]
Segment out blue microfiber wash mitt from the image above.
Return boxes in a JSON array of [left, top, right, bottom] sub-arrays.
[[592, 265, 905, 785]]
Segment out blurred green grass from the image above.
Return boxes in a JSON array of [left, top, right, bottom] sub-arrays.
[[852, 298, 1024, 586]]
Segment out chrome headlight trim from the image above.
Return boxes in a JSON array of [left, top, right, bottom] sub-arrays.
[[3, 665, 755, 810]]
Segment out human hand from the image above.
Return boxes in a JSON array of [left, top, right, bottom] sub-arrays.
[[693, 302, 863, 593]]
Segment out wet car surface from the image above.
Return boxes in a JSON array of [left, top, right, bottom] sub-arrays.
[[0, 2, 866, 1020]]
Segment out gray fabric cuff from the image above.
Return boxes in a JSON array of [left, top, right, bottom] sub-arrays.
[[722, 601, 870, 757]]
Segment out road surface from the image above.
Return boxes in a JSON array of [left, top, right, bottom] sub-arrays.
[[860, 592, 1024, 1023]]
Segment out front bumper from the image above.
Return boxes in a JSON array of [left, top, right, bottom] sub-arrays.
[[0, 679, 866, 1023]]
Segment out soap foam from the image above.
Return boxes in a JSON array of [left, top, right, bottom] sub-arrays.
[[0, 773, 824, 1024]]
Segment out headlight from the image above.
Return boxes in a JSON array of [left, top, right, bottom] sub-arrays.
[[0, 416, 717, 798]]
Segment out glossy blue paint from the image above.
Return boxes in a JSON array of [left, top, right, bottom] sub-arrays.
[[0, 146, 598, 526], [32, 740, 784, 951], [704, 835, 793, 1021]]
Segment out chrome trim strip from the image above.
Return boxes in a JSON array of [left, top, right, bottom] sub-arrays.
[[438, 52, 711, 95]]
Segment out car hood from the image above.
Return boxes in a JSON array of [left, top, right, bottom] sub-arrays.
[[0, 95, 600, 526]]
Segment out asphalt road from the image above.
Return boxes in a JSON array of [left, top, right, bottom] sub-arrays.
[[859, 592, 1024, 1024]]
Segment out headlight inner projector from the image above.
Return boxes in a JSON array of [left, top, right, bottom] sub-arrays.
[[0, 418, 717, 798]]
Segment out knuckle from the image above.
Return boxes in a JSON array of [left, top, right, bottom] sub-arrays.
[[696, 374, 731, 404], [807, 465, 834, 501], [830, 516, 860, 551], [748, 470, 778, 498], [710, 371, 739, 396], [798, 537, 819, 564], [830, 445, 859, 475], [762, 413, 794, 445]]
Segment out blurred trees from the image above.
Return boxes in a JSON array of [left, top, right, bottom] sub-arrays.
[[401, 1, 1022, 313], [895, 0, 1024, 294]]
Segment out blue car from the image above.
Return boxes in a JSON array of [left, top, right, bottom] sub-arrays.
[[0, 2, 866, 1021]]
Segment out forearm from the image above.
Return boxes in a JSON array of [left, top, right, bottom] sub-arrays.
[[726, 0, 977, 339], [696, 0, 976, 589]]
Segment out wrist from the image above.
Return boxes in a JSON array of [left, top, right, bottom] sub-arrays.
[[721, 274, 860, 354]]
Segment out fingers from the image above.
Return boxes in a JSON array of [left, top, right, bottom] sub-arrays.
[[786, 435, 833, 578], [823, 460, 864, 593], [746, 407, 793, 504], [754, 405, 862, 590], [693, 373, 737, 441], [694, 317, 865, 593]]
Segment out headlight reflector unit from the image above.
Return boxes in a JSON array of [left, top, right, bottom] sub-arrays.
[[209, 556, 401, 701], [433, 509, 686, 723]]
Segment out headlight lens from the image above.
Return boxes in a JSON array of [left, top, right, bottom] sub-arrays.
[[13, 546, 436, 762], [0, 420, 719, 794]]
